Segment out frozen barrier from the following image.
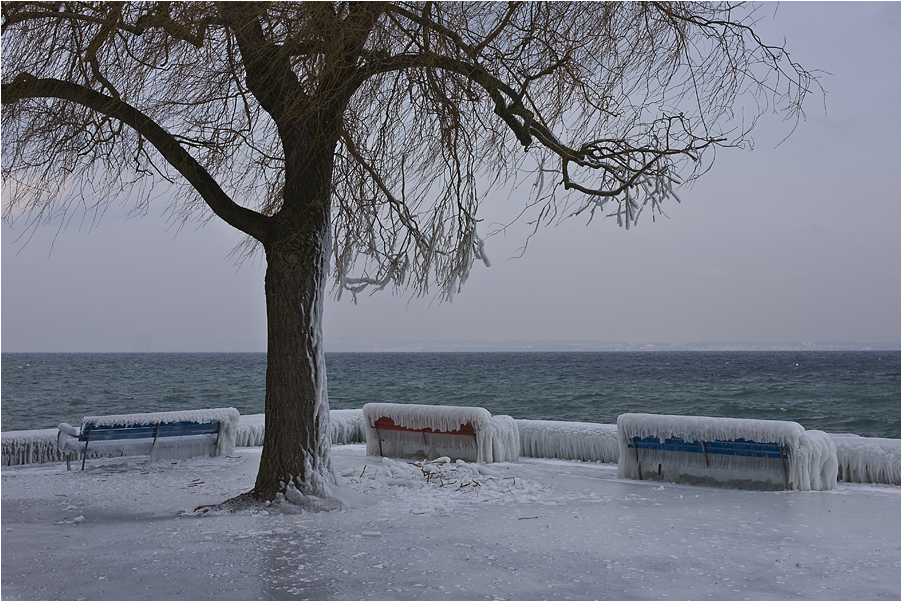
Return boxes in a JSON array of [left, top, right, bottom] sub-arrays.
[[363, 403, 519, 463], [517, 420, 619, 463], [832, 434, 901, 485], [331, 409, 367, 445], [617, 413, 838, 491], [235, 414, 267, 447], [2, 429, 66, 466], [233, 410, 366, 448], [3, 413, 899, 484]]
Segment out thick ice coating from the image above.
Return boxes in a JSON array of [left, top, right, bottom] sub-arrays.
[[832, 434, 901, 485], [517, 419, 619, 463], [234, 410, 366, 448], [3, 411, 899, 489]]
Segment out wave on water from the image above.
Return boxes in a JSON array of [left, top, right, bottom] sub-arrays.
[[2, 351, 899, 439]]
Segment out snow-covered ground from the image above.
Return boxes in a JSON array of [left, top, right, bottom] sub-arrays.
[[2, 444, 899, 601]]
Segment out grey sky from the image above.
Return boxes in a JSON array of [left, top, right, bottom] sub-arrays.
[[2, 2, 900, 352]]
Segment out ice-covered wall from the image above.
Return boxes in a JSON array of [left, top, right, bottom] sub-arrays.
[[233, 410, 366, 448], [4, 411, 900, 487], [487, 415, 520, 463], [832, 434, 901, 485], [2, 429, 66, 466], [235, 414, 267, 447], [795, 430, 838, 492], [516, 420, 619, 463], [331, 409, 367, 445]]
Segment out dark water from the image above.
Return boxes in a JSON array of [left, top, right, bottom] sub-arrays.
[[2, 352, 899, 438]]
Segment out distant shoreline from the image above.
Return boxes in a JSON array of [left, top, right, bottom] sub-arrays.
[[3, 345, 900, 354]]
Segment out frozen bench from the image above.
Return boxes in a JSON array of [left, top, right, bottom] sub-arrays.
[[57, 408, 240, 471], [363, 403, 519, 463], [617, 413, 837, 491]]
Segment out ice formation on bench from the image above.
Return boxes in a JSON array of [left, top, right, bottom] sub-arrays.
[[517, 420, 619, 463], [59, 407, 241, 459], [617, 413, 838, 491], [363, 403, 518, 463]]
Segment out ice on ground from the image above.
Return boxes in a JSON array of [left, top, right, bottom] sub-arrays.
[[1, 445, 898, 601]]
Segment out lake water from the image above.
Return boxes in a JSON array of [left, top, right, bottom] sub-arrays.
[[2, 351, 899, 438]]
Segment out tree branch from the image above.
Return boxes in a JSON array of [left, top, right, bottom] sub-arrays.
[[2, 74, 272, 242]]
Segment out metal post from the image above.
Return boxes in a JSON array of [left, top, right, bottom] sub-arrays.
[[632, 437, 642, 480], [374, 424, 384, 457], [81, 426, 93, 471]]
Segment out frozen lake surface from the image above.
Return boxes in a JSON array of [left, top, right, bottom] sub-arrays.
[[2, 445, 899, 600]]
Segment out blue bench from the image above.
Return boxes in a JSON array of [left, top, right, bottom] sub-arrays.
[[615, 413, 832, 491], [58, 408, 239, 471], [626, 435, 790, 488]]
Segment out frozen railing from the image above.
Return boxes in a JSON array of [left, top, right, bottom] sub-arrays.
[[4, 410, 899, 486], [831, 434, 901, 485], [2, 429, 69, 466], [617, 413, 838, 491], [363, 403, 519, 463], [517, 420, 619, 463], [233, 410, 366, 448]]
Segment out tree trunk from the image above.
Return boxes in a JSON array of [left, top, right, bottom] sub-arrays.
[[252, 220, 335, 503]]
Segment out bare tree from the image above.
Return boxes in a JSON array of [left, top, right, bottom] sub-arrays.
[[1, 2, 815, 504]]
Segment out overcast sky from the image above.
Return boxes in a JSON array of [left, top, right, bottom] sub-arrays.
[[2, 2, 900, 353]]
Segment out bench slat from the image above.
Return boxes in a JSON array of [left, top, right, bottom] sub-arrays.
[[373, 416, 476, 437], [629, 436, 786, 459], [156, 422, 220, 437], [82, 424, 158, 441], [81, 421, 219, 441]]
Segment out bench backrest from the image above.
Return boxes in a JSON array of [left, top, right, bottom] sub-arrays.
[[81, 420, 220, 441], [628, 436, 787, 459], [371, 416, 476, 437]]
